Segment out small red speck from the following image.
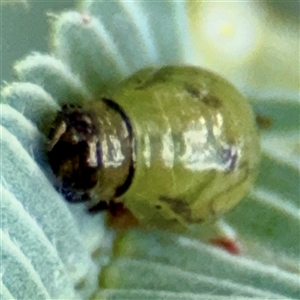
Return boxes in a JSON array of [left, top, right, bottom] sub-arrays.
[[107, 203, 139, 230], [210, 237, 241, 255]]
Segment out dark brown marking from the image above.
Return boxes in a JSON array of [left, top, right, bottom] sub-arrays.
[[185, 84, 202, 98], [134, 68, 171, 90], [159, 196, 193, 222], [106, 202, 139, 229], [203, 96, 222, 109], [256, 114, 273, 129]]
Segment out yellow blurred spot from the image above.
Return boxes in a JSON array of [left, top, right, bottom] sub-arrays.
[[220, 24, 235, 38]]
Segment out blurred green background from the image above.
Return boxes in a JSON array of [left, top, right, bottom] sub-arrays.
[[2, 1, 77, 82], [2, 1, 299, 92]]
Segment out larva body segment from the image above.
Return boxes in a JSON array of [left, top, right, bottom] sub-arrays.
[[113, 66, 260, 230]]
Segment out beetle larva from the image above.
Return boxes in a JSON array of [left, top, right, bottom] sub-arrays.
[[48, 66, 260, 232]]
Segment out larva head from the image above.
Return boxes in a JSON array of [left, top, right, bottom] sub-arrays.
[[48, 104, 100, 201], [48, 101, 134, 205]]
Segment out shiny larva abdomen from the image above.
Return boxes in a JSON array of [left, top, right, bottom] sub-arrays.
[[112, 66, 260, 231]]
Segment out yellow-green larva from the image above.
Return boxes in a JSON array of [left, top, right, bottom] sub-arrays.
[[48, 66, 260, 232]]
